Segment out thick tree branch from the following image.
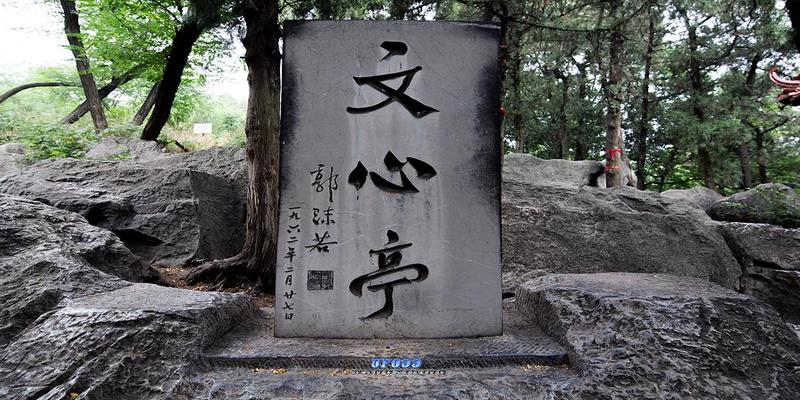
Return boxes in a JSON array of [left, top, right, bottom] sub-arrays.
[[0, 82, 79, 105]]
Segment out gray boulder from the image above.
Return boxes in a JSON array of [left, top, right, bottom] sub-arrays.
[[661, 186, 724, 213], [0, 142, 25, 178], [503, 153, 605, 188], [142, 144, 246, 182], [517, 273, 800, 399], [0, 194, 256, 398], [0, 194, 143, 344], [502, 179, 741, 290], [721, 222, 800, 322], [85, 136, 164, 161], [501, 153, 637, 189], [0, 284, 255, 399], [709, 183, 800, 228], [0, 146, 247, 267]]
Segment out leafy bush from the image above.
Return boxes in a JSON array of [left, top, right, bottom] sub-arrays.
[[15, 123, 98, 161]]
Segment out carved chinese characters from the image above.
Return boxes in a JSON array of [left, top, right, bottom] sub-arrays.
[[276, 21, 502, 338]]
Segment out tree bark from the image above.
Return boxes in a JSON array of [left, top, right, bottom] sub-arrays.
[[0, 82, 79, 105], [488, 1, 511, 162], [738, 52, 761, 189], [141, 22, 203, 140], [657, 145, 678, 192], [574, 62, 589, 160], [635, 5, 655, 190], [60, 0, 107, 132], [132, 81, 161, 126], [316, 0, 333, 18], [61, 67, 140, 124], [604, 0, 624, 187], [787, 0, 800, 52], [755, 129, 768, 183], [389, 0, 412, 19], [680, 7, 716, 190], [737, 143, 753, 189], [187, 0, 281, 290], [556, 74, 569, 159], [509, 53, 525, 152]]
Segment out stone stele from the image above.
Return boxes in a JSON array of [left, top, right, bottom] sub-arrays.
[[275, 21, 502, 338]]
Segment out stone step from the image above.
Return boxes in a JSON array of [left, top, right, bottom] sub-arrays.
[[201, 306, 569, 370]]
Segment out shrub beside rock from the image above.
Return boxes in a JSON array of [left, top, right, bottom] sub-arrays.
[[709, 183, 800, 228]]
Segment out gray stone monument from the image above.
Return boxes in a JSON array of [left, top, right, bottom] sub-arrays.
[[275, 21, 502, 338]]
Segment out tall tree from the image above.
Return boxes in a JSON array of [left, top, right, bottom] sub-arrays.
[[141, 0, 228, 141], [603, 0, 625, 187], [674, 2, 720, 190], [633, 3, 656, 189], [59, 0, 108, 132], [187, 0, 281, 289]]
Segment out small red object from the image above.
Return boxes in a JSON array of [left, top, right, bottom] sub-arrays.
[[606, 148, 622, 161], [500, 106, 507, 117]]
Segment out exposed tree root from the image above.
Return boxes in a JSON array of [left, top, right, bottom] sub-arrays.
[[185, 254, 274, 294], [185, 255, 249, 289]]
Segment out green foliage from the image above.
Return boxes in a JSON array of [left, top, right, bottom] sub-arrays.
[[0, 64, 245, 157], [15, 123, 96, 161]]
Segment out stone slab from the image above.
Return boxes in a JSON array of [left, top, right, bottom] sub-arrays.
[[204, 306, 566, 369], [275, 21, 503, 338]]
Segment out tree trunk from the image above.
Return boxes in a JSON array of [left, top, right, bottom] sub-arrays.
[[635, 5, 655, 190], [389, 0, 411, 19], [657, 146, 678, 192], [0, 82, 79, 104], [132, 81, 161, 126], [509, 53, 524, 152], [62, 67, 140, 124], [604, 0, 624, 187], [787, 0, 800, 52], [141, 22, 203, 140], [512, 111, 524, 152], [697, 147, 715, 190], [755, 129, 768, 183], [681, 8, 716, 190], [186, 0, 281, 290], [491, 1, 511, 162], [316, 0, 333, 18], [556, 75, 569, 159], [60, 0, 107, 132], [574, 141, 587, 161], [738, 52, 761, 189], [737, 143, 753, 189], [574, 63, 588, 160]]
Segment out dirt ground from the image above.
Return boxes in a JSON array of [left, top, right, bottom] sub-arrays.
[[154, 266, 275, 308]]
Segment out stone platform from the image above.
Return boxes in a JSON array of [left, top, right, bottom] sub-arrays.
[[202, 304, 568, 370]]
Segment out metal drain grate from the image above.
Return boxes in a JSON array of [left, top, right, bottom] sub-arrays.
[[203, 354, 568, 370], [201, 307, 570, 370]]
